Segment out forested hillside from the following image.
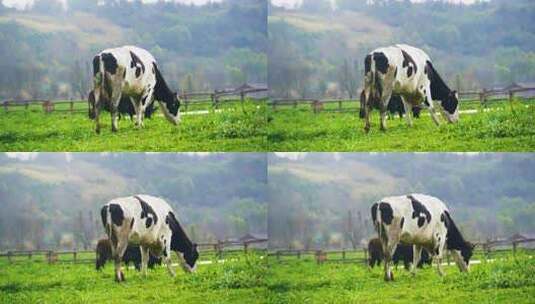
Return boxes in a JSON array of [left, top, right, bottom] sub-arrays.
[[0, 0, 267, 100], [268, 153, 535, 249], [269, 0, 535, 98], [0, 153, 267, 250]]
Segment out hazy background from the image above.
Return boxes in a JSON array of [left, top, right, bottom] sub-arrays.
[[0, 153, 267, 250], [0, 0, 267, 100], [268, 153, 535, 250], [269, 0, 535, 98]]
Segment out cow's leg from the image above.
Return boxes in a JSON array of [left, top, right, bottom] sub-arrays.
[[379, 91, 393, 132], [93, 90, 102, 134], [412, 245, 422, 276], [383, 241, 397, 281], [363, 87, 372, 133], [140, 246, 150, 277], [401, 96, 413, 127], [162, 235, 176, 277], [110, 96, 121, 133], [424, 89, 441, 126], [450, 250, 469, 272], [113, 239, 128, 282]]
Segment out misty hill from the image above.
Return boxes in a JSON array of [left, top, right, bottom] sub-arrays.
[[269, 0, 535, 98], [268, 153, 535, 249], [0, 0, 267, 100], [0, 153, 267, 250]]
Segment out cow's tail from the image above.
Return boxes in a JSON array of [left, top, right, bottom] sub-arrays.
[[100, 205, 112, 240]]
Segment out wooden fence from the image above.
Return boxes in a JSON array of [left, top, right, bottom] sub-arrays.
[[268, 86, 535, 113], [268, 238, 535, 265], [0, 238, 268, 265], [1, 84, 268, 114]]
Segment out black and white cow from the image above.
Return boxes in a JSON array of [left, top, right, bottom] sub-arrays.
[[100, 194, 198, 282], [91, 45, 181, 133], [362, 44, 460, 132], [371, 194, 474, 281]]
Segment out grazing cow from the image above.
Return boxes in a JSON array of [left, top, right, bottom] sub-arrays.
[[100, 194, 199, 282], [88, 90, 157, 121], [368, 237, 431, 269], [371, 194, 474, 281], [362, 44, 459, 132], [95, 238, 162, 271], [91, 45, 181, 133], [359, 91, 421, 119]]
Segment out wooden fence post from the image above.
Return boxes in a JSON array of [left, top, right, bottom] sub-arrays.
[[70, 101, 74, 113], [276, 251, 280, 261], [512, 241, 517, 255], [363, 248, 367, 265], [297, 250, 301, 259], [28, 251, 32, 260], [508, 90, 515, 113], [342, 250, 346, 261], [73, 250, 77, 263], [3, 101, 8, 112], [7, 251, 12, 263], [244, 242, 248, 254], [338, 100, 342, 111]]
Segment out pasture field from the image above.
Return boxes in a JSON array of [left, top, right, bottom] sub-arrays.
[[266, 253, 535, 304], [0, 253, 267, 304], [267, 99, 535, 151], [0, 100, 266, 151]]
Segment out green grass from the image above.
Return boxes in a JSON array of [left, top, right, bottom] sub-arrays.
[[267, 100, 535, 151], [266, 254, 535, 304], [0, 253, 268, 304], [0, 100, 266, 151]]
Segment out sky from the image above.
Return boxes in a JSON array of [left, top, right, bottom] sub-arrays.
[[2, 0, 223, 10]]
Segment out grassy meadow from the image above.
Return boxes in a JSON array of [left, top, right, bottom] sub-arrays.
[[0, 253, 268, 304], [266, 253, 535, 304], [267, 99, 535, 151], [0, 100, 266, 151]]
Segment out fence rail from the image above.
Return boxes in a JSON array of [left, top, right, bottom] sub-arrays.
[[268, 86, 535, 113], [0, 239, 268, 265], [1, 84, 268, 114], [268, 238, 535, 265]]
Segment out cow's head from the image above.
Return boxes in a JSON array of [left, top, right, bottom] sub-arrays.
[[460, 241, 475, 267], [181, 243, 199, 273], [160, 93, 181, 125], [440, 90, 459, 123]]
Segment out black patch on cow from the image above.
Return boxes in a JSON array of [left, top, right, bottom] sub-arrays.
[[166, 211, 199, 269], [408, 195, 431, 227], [101, 53, 118, 75], [394, 67, 398, 78], [100, 205, 108, 228], [401, 50, 417, 77], [373, 52, 389, 74], [92, 56, 100, 76], [130, 218, 135, 229], [400, 217, 405, 229], [109, 204, 124, 226], [371, 203, 378, 224], [407, 66, 413, 78], [141, 95, 148, 106], [122, 69, 126, 78], [153, 63, 180, 116], [379, 202, 393, 225], [129, 51, 145, 78], [443, 211, 474, 265], [134, 196, 158, 228], [365, 54, 372, 74], [425, 61, 458, 115]]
